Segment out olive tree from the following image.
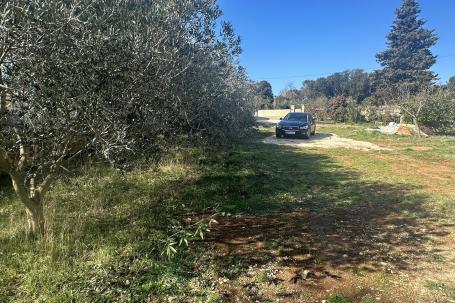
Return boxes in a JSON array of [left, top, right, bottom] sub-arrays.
[[420, 90, 455, 134], [0, 0, 254, 237], [391, 84, 434, 135]]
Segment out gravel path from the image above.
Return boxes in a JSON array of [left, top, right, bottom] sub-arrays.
[[263, 133, 390, 151]]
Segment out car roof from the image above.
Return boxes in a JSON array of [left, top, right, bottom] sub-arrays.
[[288, 112, 310, 115]]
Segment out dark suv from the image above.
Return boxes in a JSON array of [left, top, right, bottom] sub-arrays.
[[275, 112, 316, 139]]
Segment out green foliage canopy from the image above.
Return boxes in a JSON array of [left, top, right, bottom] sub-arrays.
[[301, 69, 371, 102], [0, 0, 254, 236], [252, 80, 274, 109]]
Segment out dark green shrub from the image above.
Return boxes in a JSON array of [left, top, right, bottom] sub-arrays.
[[326, 96, 348, 122], [326, 96, 364, 122], [363, 95, 384, 107], [420, 92, 455, 135], [346, 99, 364, 123]]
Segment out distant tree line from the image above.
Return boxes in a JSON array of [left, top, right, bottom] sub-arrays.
[[271, 70, 374, 110], [268, 0, 455, 135], [271, 68, 454, 110], [301, 69, 372, 101]]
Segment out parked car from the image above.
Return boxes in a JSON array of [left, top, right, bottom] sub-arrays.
[[275, 112, 316, 139]]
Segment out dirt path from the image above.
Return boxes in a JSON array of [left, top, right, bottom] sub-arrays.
[[263, 133, 391, 151]]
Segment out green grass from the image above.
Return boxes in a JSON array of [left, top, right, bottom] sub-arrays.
[[0, 152, 224, 302], [425, 280, 455, 300], [1, 125, 454, 302], [319, 122, 455, 160], [360, 294, 381, 303], [317, 123, 455, 217], [327, 293, 351, 303]]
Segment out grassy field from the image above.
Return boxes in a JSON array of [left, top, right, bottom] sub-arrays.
[[1, 124, 454, 302]]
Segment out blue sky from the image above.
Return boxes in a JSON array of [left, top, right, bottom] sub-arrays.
[[218, 0, 455, 95]]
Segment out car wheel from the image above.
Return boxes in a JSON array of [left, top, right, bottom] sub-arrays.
[[300, 132, 309, 139]]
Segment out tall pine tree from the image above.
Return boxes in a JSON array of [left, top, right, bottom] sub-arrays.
[[376, 0, 438, 89], [448, 76, 455, 92]]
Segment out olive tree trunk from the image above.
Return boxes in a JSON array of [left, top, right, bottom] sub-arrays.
[[0, 69, 7, 113], [412, 116, 421, 137], [24, 199, 44, 237], [0, 91, 6, 112], [10, 173, 46, 237]]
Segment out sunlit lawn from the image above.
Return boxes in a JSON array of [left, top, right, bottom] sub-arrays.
[[1, 125, 454, 302]]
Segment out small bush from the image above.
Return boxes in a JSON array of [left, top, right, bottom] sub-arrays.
[[363, 95, 384, 107], [326, 96, 348, 122], [420, 92, 455, 135], [382, 110, 401, 124], [326, 96, 364, 123], [306, 97, 330, 120], [345, 99, 364, 123]]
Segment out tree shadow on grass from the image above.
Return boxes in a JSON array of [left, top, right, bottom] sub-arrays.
[[0, 173, 11, 188], [199, 142, 451, 282], [0, 140, 452, 302], [1, 141, 450, 272]]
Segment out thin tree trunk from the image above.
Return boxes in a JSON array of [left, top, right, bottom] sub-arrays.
[[0, 90, 6, 113], [25, 200, 44, 237], [413, 117, 421, 137], [0, 68, 6, 113], [10, 173, 45, 237]]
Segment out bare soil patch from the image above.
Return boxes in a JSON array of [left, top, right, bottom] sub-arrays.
[[263, 133, 390, 151], [205, 207, 455, 303], [410, 146, 433, 152]]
